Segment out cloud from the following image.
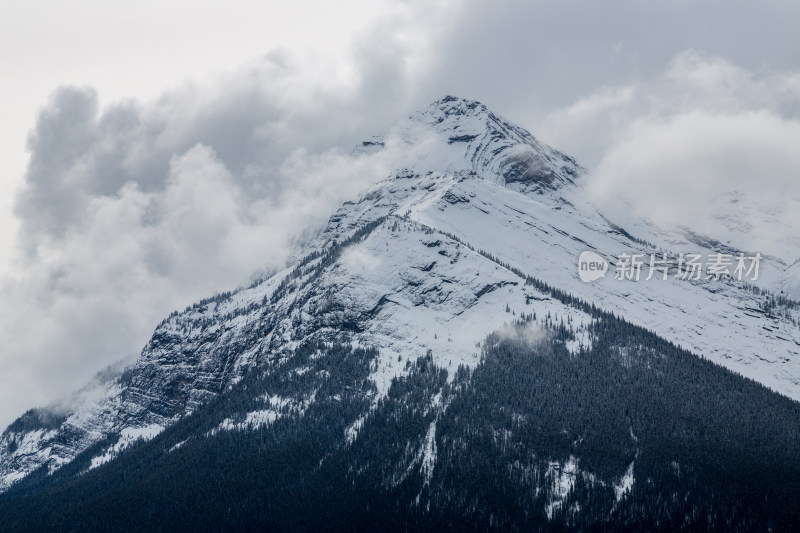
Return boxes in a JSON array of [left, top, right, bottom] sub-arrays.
[[0, 6, 461, 427], [538, 51, 800, 262], [412, 0, 800, 127], [495, 321, 548, 348], [0, 8, 470, 427]]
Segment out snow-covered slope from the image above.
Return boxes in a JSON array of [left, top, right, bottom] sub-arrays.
[[1, 96, 798, 492], [778, 260, 800, 300]]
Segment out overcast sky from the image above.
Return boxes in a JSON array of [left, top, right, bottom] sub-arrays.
[[1, 0, 799, 428]]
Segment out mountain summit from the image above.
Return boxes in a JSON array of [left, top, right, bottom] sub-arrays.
[[409, 96, 584, 191], [1, 97, 800, 530]]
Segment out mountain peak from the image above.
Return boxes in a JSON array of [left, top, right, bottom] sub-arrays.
[[421, 95, 490, 120], [408, 96, 585, 194], [411, 95, 493, 131]]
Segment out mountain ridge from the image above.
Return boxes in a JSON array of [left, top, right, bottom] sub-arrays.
[[1, 96, 799, 504]]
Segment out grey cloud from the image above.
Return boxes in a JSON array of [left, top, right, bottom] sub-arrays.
[[417, 0, 800, 129], [0, 19, 447, 427], [535, 52, 800, 265], [538, 51, 800, 168], [18, 87, 99, 242]]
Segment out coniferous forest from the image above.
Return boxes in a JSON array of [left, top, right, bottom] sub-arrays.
[[1, 304, 799, 531]]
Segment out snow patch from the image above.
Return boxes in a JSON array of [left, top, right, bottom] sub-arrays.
[[89, 423, 164, 470], [214, 393, 315, 433], [545, 456, 579, 520], [614, 461, 635, 503], [420, 420, 438, 485]]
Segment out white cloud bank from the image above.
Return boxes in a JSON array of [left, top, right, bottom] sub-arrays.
[[540, 51, 800, 262], [0, 0, 463, 427]]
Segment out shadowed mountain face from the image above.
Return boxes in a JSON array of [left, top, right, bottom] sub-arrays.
[[1, 97, 799, 530]]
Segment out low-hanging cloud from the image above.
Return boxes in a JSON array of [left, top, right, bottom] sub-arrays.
[[0, 0, 464, 428], [495, 321, 549, 348], [0, 95, 446, 428], [539, 51, 800, 263]]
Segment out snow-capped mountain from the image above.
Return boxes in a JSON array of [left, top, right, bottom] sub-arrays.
[[1, 97, 799, 528]]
